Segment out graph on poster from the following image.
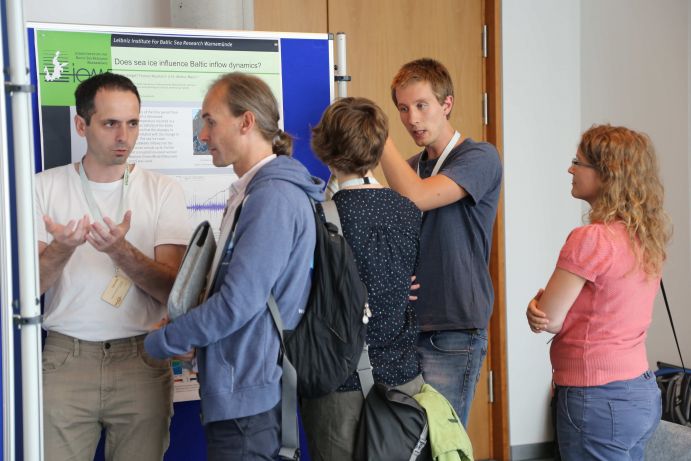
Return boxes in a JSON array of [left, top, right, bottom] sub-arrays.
[[172, 174, 236, 239]]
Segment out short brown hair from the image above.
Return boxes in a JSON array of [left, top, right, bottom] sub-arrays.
[[75, 72, 140, 125], [391, 58, 454, 116], [311, 97, 388, 176]]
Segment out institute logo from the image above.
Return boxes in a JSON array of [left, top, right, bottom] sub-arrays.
[[42, 50, 68, 82]]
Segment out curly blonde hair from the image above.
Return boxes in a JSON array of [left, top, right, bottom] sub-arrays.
[[579, 124, 671, 275]]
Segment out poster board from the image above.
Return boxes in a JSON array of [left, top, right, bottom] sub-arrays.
[[26, 22, 334, 402]]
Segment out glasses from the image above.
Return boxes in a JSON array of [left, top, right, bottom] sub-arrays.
[[571, 158, 597, 169]]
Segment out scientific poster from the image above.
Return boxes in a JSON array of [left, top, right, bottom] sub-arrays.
[[29, 23, 334, 400]]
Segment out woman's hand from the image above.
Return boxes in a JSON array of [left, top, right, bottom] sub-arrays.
[[527, 288, 550, 333]]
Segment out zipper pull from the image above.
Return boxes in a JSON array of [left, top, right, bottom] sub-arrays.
[[362, 302, 372, 324]]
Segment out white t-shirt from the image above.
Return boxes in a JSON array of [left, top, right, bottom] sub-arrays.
[[35, 164, 191, 341]]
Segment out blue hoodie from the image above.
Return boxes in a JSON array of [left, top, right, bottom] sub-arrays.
[[145, 156, 324, 423]]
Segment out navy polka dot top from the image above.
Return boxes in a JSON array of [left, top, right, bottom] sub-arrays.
[[331, 188, 422, 391]]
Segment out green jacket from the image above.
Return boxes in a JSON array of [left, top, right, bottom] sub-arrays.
[[413, 384, 474, 461]]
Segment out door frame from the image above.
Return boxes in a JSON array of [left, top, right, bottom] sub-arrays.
[[485, 1, 509, 459]]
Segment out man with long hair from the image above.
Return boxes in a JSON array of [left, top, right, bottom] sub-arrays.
[[145, 73, 323, 460]]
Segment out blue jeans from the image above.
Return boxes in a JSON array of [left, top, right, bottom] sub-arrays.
[[417, 329, 488, 426], [556, 371, 661, 461]]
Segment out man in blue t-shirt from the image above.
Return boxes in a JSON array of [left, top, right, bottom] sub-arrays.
[[380, 58, 503, 426]]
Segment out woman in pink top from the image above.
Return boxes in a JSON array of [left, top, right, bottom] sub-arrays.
[[527, 124, 671, 461]]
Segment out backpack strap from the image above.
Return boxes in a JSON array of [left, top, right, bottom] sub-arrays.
[[267, 295, 300, 460], [325, 175, 339, 200], [212, 195, 300, 459], [411, 423, 429, 461], [320, 199, 342, 233], [660, 280, 687, 372], [357, 344, 375, 397]]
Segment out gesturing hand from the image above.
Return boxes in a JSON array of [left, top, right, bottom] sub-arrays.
[[87, 210, 132, 254], [43, 214, 90, 249]]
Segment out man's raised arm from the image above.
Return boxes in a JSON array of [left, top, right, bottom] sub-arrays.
[[380, 138, 467, 212]]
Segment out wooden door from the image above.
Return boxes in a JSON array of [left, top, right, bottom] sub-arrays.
[[254, 0, 327, 32], [326, 2, 490, 458], [255, 1, 503, 459], [327, 0, 485, 174]]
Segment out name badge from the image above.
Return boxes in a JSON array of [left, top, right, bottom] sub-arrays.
[[101, 273, 132, 307]]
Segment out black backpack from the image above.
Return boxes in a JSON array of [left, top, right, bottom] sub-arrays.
[[264, 199, 370, 459], [657, 362, 691, 426], [279, 200, 369, 398], [355, 383, 431, 461], [656, 283, 691, 427], [223, 198, 369, 398], [218, 195, 370, 459]]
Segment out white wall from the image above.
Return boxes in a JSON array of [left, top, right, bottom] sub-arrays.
[[23, 0, 249, 30], [504, 0, 691, 450], [23, 0, 170, 27], [502, 0, 583, 447], [581, 0, 691, 369]]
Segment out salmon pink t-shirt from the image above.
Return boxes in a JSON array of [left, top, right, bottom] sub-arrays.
[[550, 222, 659, 387]]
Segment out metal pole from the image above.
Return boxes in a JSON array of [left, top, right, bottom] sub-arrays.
[[0, 10, 16, 460], [6, 0, 43, 459], [335, 32, 347, 98], [324, 32, 350, 199]]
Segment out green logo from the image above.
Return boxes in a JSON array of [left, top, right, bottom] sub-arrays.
[[36, 30, 112, 106]]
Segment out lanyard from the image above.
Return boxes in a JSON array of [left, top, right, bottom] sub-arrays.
[[78, 160, 130, 224], [416, 130, 461, 178], [338, 176, 380, 188]]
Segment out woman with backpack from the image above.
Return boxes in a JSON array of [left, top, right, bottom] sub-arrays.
[[526, 124, 671, 461], [301, 97, 423, 460]]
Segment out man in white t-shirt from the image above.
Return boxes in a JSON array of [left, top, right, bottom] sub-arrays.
[[35, 73, 190, 460]]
